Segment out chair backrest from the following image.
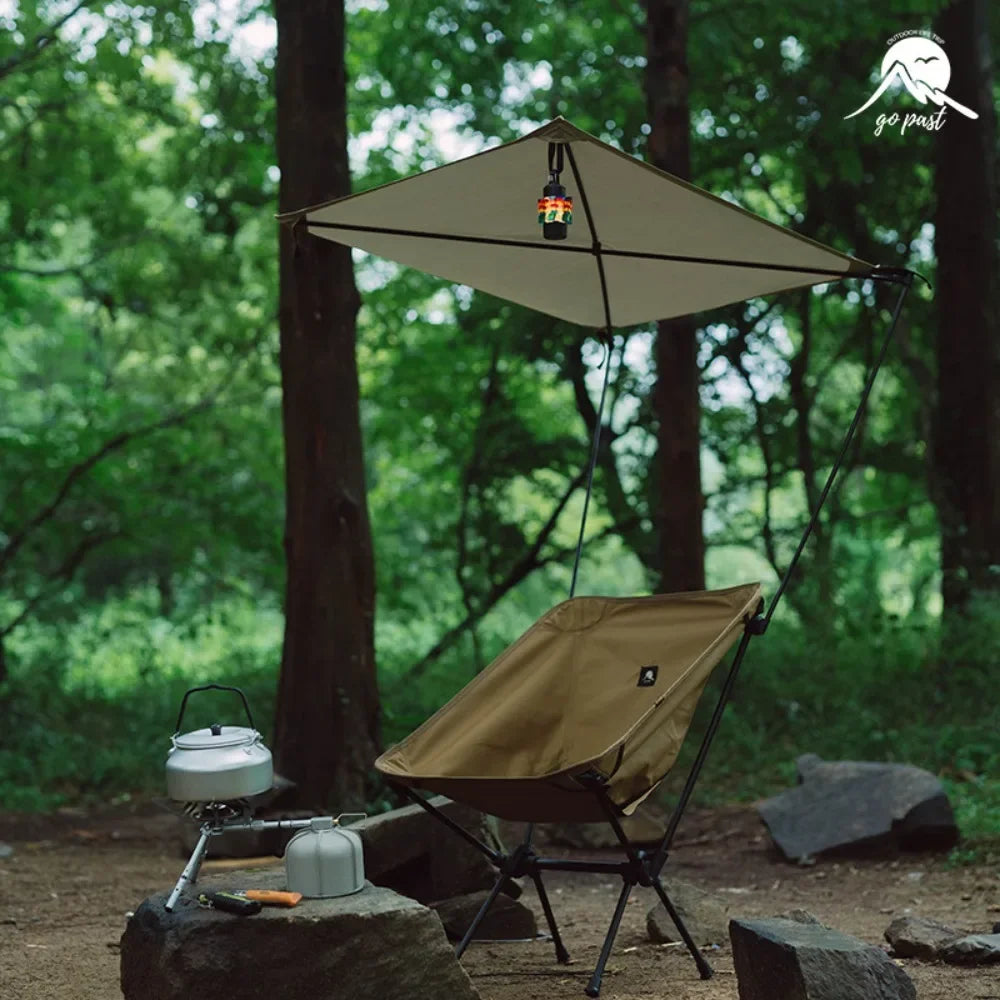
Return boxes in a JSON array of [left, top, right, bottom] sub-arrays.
[[377, 582, 762, 822]]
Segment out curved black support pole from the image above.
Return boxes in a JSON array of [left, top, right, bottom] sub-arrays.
[[303, 219, 873, 281], [647, 271, 914, 878], [764, 274, 913, 625]]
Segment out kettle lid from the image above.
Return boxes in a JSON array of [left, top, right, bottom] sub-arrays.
[[174, 725, 259, 750]]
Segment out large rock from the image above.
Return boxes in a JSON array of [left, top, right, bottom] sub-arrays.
[[884, 915, 960, 959], [646, 879, 729, 946], [758, 754, 958, 861], [940, 933, 1000, 965], [432, 891, 537, 941], [729, 916, 915, 1000], [349, 797, 498, 903], [120, 869, 479, 1000]]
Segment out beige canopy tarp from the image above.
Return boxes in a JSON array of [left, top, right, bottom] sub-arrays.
[[278, 118, 873, 328], [376, 582, 762, 822]]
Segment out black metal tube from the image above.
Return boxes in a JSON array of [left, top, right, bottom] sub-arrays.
[[593, 787, 644, 869], [303, 220, 862, 282], [562, 141, 616, 600], [531, 872, 571, 964], [534, 857, 633, 874], [585, 880, 633, 997], [649, 272, 914, 878], [393, 785, 501, 864], [455, 871, 509, 958], [764, 275, 913, 624], [652, 627, 755, 875], [652, 878, 714, 979], [569, 335, 614, 597]]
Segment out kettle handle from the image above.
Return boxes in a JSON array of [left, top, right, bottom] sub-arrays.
[[174, 684, 256, 735]]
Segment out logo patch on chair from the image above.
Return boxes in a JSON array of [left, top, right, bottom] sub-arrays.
[[637, 665, 659, 687]]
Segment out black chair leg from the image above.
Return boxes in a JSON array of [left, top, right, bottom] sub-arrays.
[[530, 871, 570, 964], [584, 879, 632, 998], [455, 870, 508, 958], [651, 878, 714, 980]]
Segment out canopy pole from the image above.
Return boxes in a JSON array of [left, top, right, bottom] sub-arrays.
[[763, 271, 914, 625], [650, 616, 761, 876], [569, 334, 614, 598], [647, 270, 915, 877], [565, 141, 616, 599]]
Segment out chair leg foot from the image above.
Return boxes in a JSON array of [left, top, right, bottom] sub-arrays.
[[531, 871, 570, 964], [584, 879, 632, 997], [455, 871, 508, 959], [651, 877, 714, 980]]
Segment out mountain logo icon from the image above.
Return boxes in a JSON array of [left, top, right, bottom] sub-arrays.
[[844, 36, 978, 121]]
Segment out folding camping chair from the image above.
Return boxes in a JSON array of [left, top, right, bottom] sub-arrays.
[[378, 584, 764, 995]]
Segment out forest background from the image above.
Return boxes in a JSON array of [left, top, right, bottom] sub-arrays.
[[1, 0, 998, 862]]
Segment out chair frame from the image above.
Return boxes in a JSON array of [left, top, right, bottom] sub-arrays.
[[395, 613, 763, 997], [391, 270, 915, 996]]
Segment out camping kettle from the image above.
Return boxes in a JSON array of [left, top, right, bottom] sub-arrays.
[[284, 816, 365, 898], [165, 684, 273, 803]]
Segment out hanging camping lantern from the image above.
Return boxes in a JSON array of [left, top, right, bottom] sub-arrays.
[[538, 142, 573, 240]]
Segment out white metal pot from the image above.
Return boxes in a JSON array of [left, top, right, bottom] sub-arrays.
[[165, 684, 273, 802], [285, 816, 365, 898]]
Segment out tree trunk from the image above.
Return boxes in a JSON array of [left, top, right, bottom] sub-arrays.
[[272, 0, 380, 809], [933, 0, 1000, 613], [645, 0, 705, 592]]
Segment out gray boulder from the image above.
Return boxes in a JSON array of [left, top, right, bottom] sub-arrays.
[[646, 879, 729, 946], [120, 870, 479, 1000], [884, 914, 960, 959], [432, 890, 537, 940], [349, 796, 498, 903], [758, 754, 958, 861], [729, 916, 915, 1000], [940, 933, 1000, 965]]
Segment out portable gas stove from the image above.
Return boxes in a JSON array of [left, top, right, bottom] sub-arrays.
[[163, 684, 317, 911]]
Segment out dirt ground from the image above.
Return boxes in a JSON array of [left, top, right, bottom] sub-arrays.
[[1, 803, 998, 1000]]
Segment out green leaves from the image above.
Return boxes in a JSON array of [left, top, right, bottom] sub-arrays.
[[0, 2, 282, 646]]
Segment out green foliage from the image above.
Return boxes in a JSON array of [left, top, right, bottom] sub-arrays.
[[0, 590, 280, 810], [0, 0, 282, 650], [0, 0, 998, 871], [657, 599, 1000, 862]]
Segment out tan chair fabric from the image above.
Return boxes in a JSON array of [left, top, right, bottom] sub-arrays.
[[376, 582, 762, 822]]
